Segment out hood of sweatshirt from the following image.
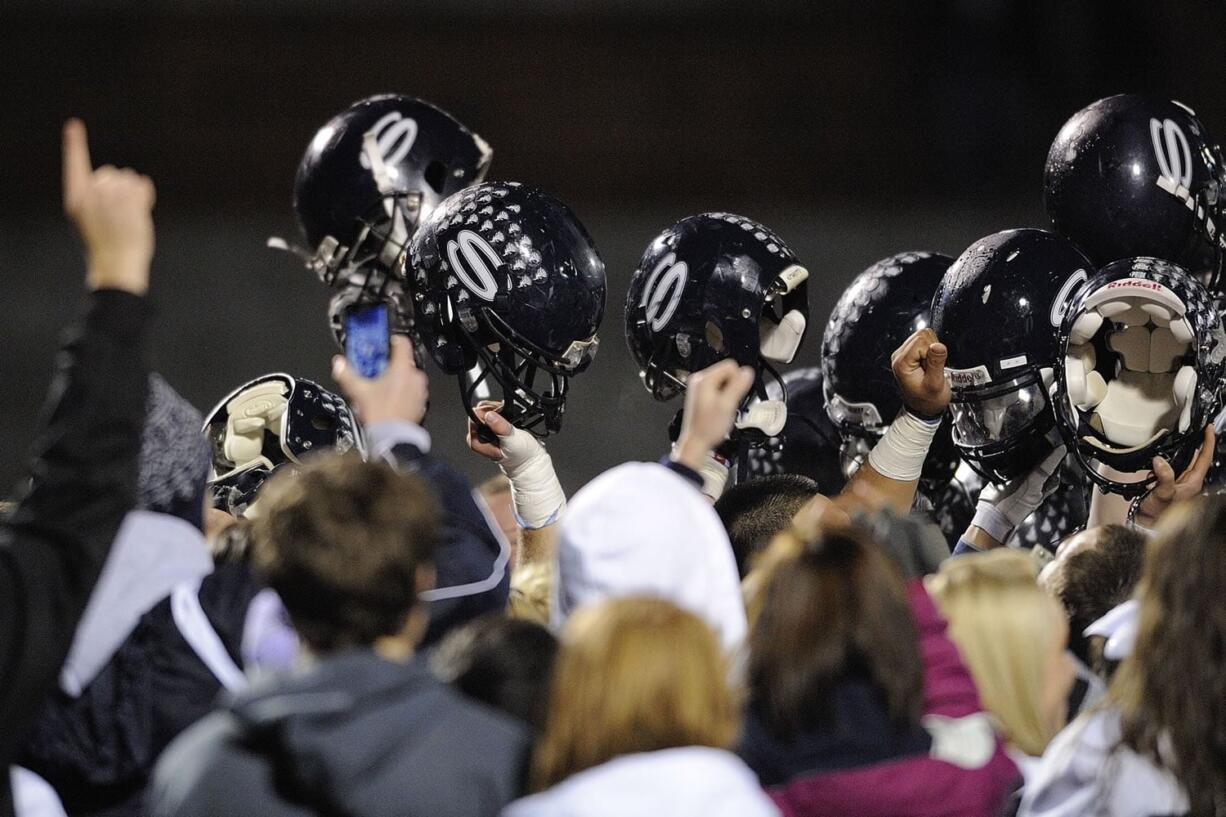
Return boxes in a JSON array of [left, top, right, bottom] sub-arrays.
[[228, 649, 529, 817], [553, 462, 747, 653], [503, 747, 780, 817]]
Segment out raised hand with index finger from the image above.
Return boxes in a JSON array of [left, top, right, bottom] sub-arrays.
[[62, 119, 156, 295]]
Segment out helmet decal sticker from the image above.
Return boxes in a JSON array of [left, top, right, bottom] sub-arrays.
[[446, 230, 501, 302], [359, 112, 419, 171], [640, 253, 688, 332], [1050, 268, 1089, 327], [1151, 117, 1193, 194]]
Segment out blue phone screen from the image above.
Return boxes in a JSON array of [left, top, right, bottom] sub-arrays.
[[345, 304, 390, 378]]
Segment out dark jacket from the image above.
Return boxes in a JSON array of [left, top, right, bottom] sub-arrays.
[[22, 561, 261, 817], [373, 426, 511, 645], [0, 292, 151, 816], [739, 582, 1019, 817], [147, 649, 531, 817]]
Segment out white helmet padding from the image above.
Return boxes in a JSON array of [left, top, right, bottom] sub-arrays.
[[1064, 278, 1196, 450]]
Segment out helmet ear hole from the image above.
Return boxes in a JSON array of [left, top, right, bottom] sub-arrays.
[[423, 161, 448, 194]]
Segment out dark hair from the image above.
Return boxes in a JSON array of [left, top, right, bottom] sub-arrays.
[[1114, 498, 1226, 817], [1049, 525, 1145, 666], [251, 454, 440, 652], [715, 474, 817, 577], [748, 525, 923, 740], [431, 614, 559, 731]]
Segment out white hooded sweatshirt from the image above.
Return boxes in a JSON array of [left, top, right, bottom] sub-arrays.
[[502, 746, 779, 817], [552, 462, 748, 653]]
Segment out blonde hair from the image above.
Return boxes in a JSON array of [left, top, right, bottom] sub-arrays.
[[926, 549, 1067, 756], [508, 561, 552, 625], [532, 596, 738, 790]]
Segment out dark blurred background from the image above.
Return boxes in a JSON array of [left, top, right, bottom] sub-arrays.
[[1, 0, 1223, 491]]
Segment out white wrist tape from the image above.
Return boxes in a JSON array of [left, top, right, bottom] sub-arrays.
[[698, 455, 731, 501], [866, 410, 941, 482], [496, 425, 566, 530]]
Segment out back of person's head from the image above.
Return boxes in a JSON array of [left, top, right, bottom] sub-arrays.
[[431, 614, 558, 732], [1038, 524, 1145, 668], [251, 453, 440, 653], [747, 525, 922, 741], [715, 474, 818, 577], [533, 596, 737, 790], [1114, 497, 1226, 817], [928, 549, 1073, 756]]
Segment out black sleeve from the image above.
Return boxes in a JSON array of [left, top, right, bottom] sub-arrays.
[[0, 290, 151, 775], [385, 443, 510, 646]]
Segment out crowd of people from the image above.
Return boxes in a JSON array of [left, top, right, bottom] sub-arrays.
[[1, 88, 1225, 817]]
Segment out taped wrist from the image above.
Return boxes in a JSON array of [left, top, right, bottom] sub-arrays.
[[866, 410, 940, 481], [497, 431, 566, 530]]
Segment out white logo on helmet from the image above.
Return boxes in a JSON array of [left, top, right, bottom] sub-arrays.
[[1051, 268, 1090, 328], [1150, 117, 1192, 192], [445, 230, 501, 302], [640, 253, 688, 332], [358, 112, 419, 171]]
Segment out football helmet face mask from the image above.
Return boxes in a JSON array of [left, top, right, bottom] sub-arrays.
[[745, 367, 846, 496], [625, 213, 810, 431], [931, 228, 1095, 485], [1044, 94, 1225, 291], [404, 182, 606, 437], [203, 374, 364, 516], [1054, 257, 1226, 497], [821, 251, 958, 484]]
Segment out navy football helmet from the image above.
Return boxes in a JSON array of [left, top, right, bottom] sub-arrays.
[[625, 213, 809, 431], [931, 229, 1094, 484], [822, 251, 958, 485], [1053, 257, 1226, 497], [203, 374, 364, 516], [1044, 95, 1225, 291], [288, 94, 491, 287], [404, 182, 606, 437], [280, 95, 492, 352]]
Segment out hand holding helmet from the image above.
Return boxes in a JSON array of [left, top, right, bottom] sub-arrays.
[[1133, 424, 1215, 528], [467, 402, 566, 530], [969, 436, 1067, 548]]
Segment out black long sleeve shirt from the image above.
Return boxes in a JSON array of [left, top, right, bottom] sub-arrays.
[[0, 290, 150, 815]]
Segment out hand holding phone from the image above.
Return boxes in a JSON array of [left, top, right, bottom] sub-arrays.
[[344, 303, 391, 379]]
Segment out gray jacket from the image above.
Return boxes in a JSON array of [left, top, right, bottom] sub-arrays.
[[147, 649, 530, 817]]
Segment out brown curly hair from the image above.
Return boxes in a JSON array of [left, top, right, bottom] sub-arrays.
[[1113, 497, 1226, 815], [251, 453, 440, 652]]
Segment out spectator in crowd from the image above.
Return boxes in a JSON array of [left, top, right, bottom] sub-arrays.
[[147, 341, 531, 817], [432, 615, 559, 733], [551, 361, 754, 654], [1037, 525, 1145, 680], [1021, 497, 1226, 817], [739, 523, 1018, 817], [715, 474, 818, 577], [2, 120, 154, 817], [927, 550, 1076, 781], [504, 596, 779, 817]]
